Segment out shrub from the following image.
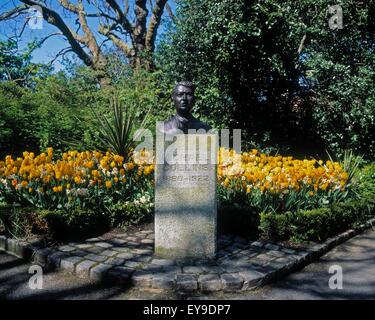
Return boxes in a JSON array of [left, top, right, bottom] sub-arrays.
[[39, 208, 110, 241], [87, 96, 151, 158], [259, 198, 375, 243], [258, 211, 292, 241], [354, 164, 375, 200], [108, 195, 153, 229], [0, 205, 49, 239], [259, 163, 375, 242]]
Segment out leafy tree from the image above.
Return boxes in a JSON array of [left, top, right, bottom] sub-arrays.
[[0, 74, 92, 156], [0, 61, 171, 157], [300, 1, 375, 159], [158, 0, 375, 158], [0, 39, 50, 86]]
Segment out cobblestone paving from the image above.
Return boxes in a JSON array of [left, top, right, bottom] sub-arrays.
[[18, 227, 310, 292], [2, 218, 374, 293]]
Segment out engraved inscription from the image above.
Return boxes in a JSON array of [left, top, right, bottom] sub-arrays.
[[162, 164, 211, 188]]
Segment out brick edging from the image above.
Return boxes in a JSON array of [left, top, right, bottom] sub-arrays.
[[1, 217, 374, 293]]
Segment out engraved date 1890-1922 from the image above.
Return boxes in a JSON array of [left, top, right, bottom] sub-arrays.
[[165, 175, 209, 182]]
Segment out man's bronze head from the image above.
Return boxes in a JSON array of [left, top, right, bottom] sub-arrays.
[[172, 81, 196, 117]]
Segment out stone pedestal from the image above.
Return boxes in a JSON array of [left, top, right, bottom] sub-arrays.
[[155, 134, 218, 260]]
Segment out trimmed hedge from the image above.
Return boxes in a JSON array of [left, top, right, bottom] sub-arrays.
[[259, 164, 375, 243], [0, 204, 110, 241], [38, 209, 110, 241], [259, 198, 375, 243]]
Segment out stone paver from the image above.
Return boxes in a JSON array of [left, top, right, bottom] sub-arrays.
[[123, 260, 142, 268], [131, 270, 153, 287], [90, 263, 113, 281], [75, 260, 97, 276], [58, 245, 76, 252], [0, 236, 6, 250], [47, 251, 69, 268], [34, 248, 53, 265], [107, 267, 134, 283], [95, 242, 113, 249], [183, 266, 204, 274], [84, 254, 107, 262], [220, 273, 244, 292], [176, 274, 198, 292], [239, 270, 265, 290], [198, 274, 222, 292], [106, 257, 126, 266], [101, 249, 118, 257], [116, 252, 134, 259], [151, 258, 176, 267], [71, 250, 88, 257], [60, 256, 83, 272], [85, 247, 104, 254], [152, 273, 176, 289]]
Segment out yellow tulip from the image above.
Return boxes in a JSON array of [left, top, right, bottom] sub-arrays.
[[105, 181, 112, 188]]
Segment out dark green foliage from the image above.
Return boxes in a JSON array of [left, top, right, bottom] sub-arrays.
[[158, 0, 375, 158], [0, 40, 51, 86], [258, 163, 375, 242], [258, 211, 293, 241], [218, 205, 260, 239], [38, 209, 110, 241], [0, 205, 49, 239], [0, 204, 110, 240], [88, 96, 152, 158], [108, 201, 153, 229], [259, 197, 375, 243], [0, 65, 171, 157], [0, 74, 101, 157], [303, 1, 375, 159], [354, 164, 375, 200]]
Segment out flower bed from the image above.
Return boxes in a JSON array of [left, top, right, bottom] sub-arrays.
[[0, 148, 154, 239], [218, 150, 374, 242], [218, 148, 352, 213], [1, 147, 373, 243]]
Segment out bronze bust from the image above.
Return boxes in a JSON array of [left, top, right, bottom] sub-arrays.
[[160, 81, 211, 134]]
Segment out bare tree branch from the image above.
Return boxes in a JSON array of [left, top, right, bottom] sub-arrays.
[[1, 0, 172, 79], [165, 2, 175, 23], [38, 31, 63, 46], [298, 34, 307, 55], [105, 0, 133, 33], [7, 63, 38, 83], [0, 4, 28, 20], [102, 30, 132, 57], [48, 46, 73, 65], [18, 19, 29, 38], [123, 0, 129, 15], [6, 19, 29, 42], [98, 38, 112, 51], [295, 34, 307, 70], [145, 0, 167, 52], [58, 0, 80, 14], [133, 0, 148, 60], [19, 0, 93, 65], [86, 12, 117, 22]]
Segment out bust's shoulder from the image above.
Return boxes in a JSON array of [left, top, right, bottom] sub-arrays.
[[158, 115, 177, 134], [164, 114, 176, 124], [191, 117, 211, 131]]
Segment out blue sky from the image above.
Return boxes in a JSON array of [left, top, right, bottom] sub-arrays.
[[0, 0, 176, 72]]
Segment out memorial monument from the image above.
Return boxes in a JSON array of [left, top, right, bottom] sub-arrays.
[[155, 81, 218, 260]]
